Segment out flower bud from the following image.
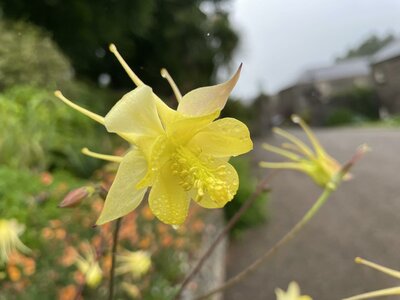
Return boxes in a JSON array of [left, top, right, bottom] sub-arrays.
[[59, 186, 95, 208]]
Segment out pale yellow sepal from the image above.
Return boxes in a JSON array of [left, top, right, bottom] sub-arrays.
[[96, 148, 147, 225], [104, 86, 164, 137], [178, 64, 242, 116]]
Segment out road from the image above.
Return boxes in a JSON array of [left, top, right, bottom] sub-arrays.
[[225, 127, 400, 300]]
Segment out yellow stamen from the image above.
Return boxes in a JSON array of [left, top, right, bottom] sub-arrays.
[[355, 257, 400, 279], [273, 127, 314, 158], [262, 143, 300, 161], [109, 43, 144, 87], [54, 91, 105, 125], [259, 161, 304, 170], [160, 68, 182, 102], [343, 287, 400, 300], [291, 115, 326, 157], [81, 148, 122, 163]]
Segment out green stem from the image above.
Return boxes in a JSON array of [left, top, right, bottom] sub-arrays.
[[195, 185, 335, 300]]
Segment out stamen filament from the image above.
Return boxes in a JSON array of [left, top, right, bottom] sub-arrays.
[[281, 143, 307, 155], [355, 257, 400, 279], [160, 68, 183, 102], [81, 148, 123, 163], [54, 91, 105, 125], [291, 115, 326, 157], [343, 287, 400, 300], [262, 143, 301, 161], [109, 44, 144, 87], [273, 127, 314, 158]]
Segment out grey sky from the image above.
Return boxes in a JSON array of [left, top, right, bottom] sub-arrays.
[[228, 0, 400, 100]]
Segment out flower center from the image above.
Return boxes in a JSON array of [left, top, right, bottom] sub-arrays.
[[171, 146, 234, 205]]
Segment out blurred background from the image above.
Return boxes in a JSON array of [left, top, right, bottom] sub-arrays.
[[1, 0, 400, 299]]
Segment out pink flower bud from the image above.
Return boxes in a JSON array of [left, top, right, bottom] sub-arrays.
[[59, 186, 94, 208]]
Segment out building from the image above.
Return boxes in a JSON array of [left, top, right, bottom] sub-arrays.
[[371, 39, 400, 114], [277, 58, 373, 123]]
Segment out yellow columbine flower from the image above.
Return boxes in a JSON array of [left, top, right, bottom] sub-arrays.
[[75, 246, 102, 288], [55, 44, 252, 225], [260, 115, 349, 189], [275, 281, 312, 300], [116, 250, 151, 279], [0, 219, 30, 264], [343, 257, 400, 300]]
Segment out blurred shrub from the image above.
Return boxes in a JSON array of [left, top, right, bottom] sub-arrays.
[[0, 20, 72, 90], [325, 108, 355, 126], [0, 85, 114, 176], [224, 156, 269, 238], [324, 87, 380, 126]]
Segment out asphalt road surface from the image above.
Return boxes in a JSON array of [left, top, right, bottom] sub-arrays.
[[225, 127, 400, 300]]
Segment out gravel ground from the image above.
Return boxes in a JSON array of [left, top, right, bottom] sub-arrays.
[[225, 127, 400, 300]]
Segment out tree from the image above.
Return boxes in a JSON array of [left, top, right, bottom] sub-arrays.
[[0, 0, 239, 97], [336, 34, 394, 61]]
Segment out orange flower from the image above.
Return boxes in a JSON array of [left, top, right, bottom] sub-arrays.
[[59, 246, 78, 267], [161, 234, 173, 247], [7, 265, 21, 282], [55, 229, 67, 240], [58, 285, 78, 300], [41, 227, 54, 240], [40, 172, 53, 185]]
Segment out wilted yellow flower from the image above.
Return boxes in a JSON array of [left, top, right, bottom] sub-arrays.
[[275, 281, 312, 300], [55, 44, 252, 225], [260, 115, 349, 189], [121, 282, 141, 298], [75, 246, 102, 288], [116, 250, 151, 279], [343, 257, 400, 300], [0, 219, 30, 264]]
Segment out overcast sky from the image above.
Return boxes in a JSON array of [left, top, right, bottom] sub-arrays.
[[227, 0, 400, 100]]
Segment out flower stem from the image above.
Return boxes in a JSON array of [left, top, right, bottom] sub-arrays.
[[108, 217, 122, 300], [174, 172, 275, 299], [195, 184, 335, 300]]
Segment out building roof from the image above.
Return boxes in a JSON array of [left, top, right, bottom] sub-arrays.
[[296, 57, 370, 84], [372, 39, 400, 64]]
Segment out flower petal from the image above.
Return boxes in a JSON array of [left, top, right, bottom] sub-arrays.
[[167, 111, 219, 145], [148, 162, 189, 225], [195, 161, 239, 208], [188, 118, 253, 157], [104, 85, 164, 136], [177, 65, 241, 116], [96, 148, 147, 225], [190, 193, 224, 209]]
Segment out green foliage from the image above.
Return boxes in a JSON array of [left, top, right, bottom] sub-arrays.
[[325, 87, 380, 126], [0, 0, 239, 95], [224, 156, 269, 238], [0, 85, 113, 176], [325, 108, 355, 126], [362, 115, 400, 127], [0, 20, 72, 90], [337, 33, 394, 61]]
